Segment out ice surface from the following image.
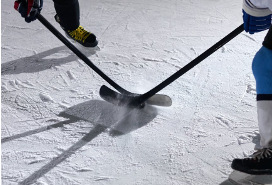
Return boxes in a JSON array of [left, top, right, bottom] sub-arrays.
[[2, 0, 271, 184]]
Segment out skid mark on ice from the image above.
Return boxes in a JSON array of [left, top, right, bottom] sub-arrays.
[[67, 70, 76, 80], [236, 131, 260, 146], [39, 93, 54, 103], [1, 81, 9, 91], [94, 176, 116, 182], [59, 74, 70, 86], [5, 24, 42, 31], [242, 34, 257, 42], [2, 122, 11, 138], [3, 92, 55, 121], [100, 3, 130, 37], [246, 84, 256, 95], [9, 80, 20, 90], [142, 57, 165, 63], [239, 76, 256, 104], [215, 116, 234, 129]]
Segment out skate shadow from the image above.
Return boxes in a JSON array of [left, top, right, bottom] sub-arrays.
[[17, 100, 158, 184], [1, 45, 98, 75], [220, 170, 272, 185]]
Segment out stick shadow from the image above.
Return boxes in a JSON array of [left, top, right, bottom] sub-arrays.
[[1, 119, 77, 144], [219, 179, 235, 185], [60, 99, 158, 136], [7, 100, 158, 184], [1, 45, 97, 75], [18, 124, 107, 185]]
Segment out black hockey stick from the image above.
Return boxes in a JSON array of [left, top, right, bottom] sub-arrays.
[[100, 24, 245, 107], [36, 13, 171, 107], [36, 13, 130, 94]]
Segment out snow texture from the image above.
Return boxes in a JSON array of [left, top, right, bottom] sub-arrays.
[[2, 0, 272, 184]]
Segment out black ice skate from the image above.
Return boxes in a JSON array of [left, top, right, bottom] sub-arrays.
[[55, 14, 98, 47], [231, 148, 272, 175]]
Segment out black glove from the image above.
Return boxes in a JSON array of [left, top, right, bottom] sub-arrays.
[[14, 0, 43, 23]]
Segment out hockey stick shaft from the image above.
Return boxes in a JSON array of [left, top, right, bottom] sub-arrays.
[[36, 13, 130, 94], [137, 24, 244, 104]]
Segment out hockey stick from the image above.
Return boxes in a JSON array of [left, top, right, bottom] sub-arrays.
[[36, 13, 171, 107], [36, 13, 130, 94], [100, 24, 245, 107]]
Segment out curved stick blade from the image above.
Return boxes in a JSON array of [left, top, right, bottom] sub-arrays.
[[99, 85, 172, 108], [99, 85, 142, 108]]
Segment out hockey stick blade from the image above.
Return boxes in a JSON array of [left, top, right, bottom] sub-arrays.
[[100, 85, 172, 108]]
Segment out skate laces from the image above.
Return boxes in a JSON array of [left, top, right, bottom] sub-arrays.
[[251, 148, 272, 161], [67, 26, 91, 43]]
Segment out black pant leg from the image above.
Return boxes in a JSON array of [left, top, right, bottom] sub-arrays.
[[263, 26, 272, 50], [53, 0, 80, 30]]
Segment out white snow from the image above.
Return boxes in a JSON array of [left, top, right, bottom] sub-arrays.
[[2, 0, 272, 184]]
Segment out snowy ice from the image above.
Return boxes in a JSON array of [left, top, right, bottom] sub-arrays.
[[2, 0, 272, 184]]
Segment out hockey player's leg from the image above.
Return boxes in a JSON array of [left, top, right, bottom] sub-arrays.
[[231, 46, 272, 175], [53, 0, 98, 47], [253, 46, 272, 150]]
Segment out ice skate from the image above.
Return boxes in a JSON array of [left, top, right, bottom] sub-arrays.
[[55, 14, 98, 47], [231, 148, 272, 175]]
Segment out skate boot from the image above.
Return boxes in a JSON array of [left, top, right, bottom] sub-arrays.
[[55, 14, 98, 47], [231, 147, 272, 175]]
